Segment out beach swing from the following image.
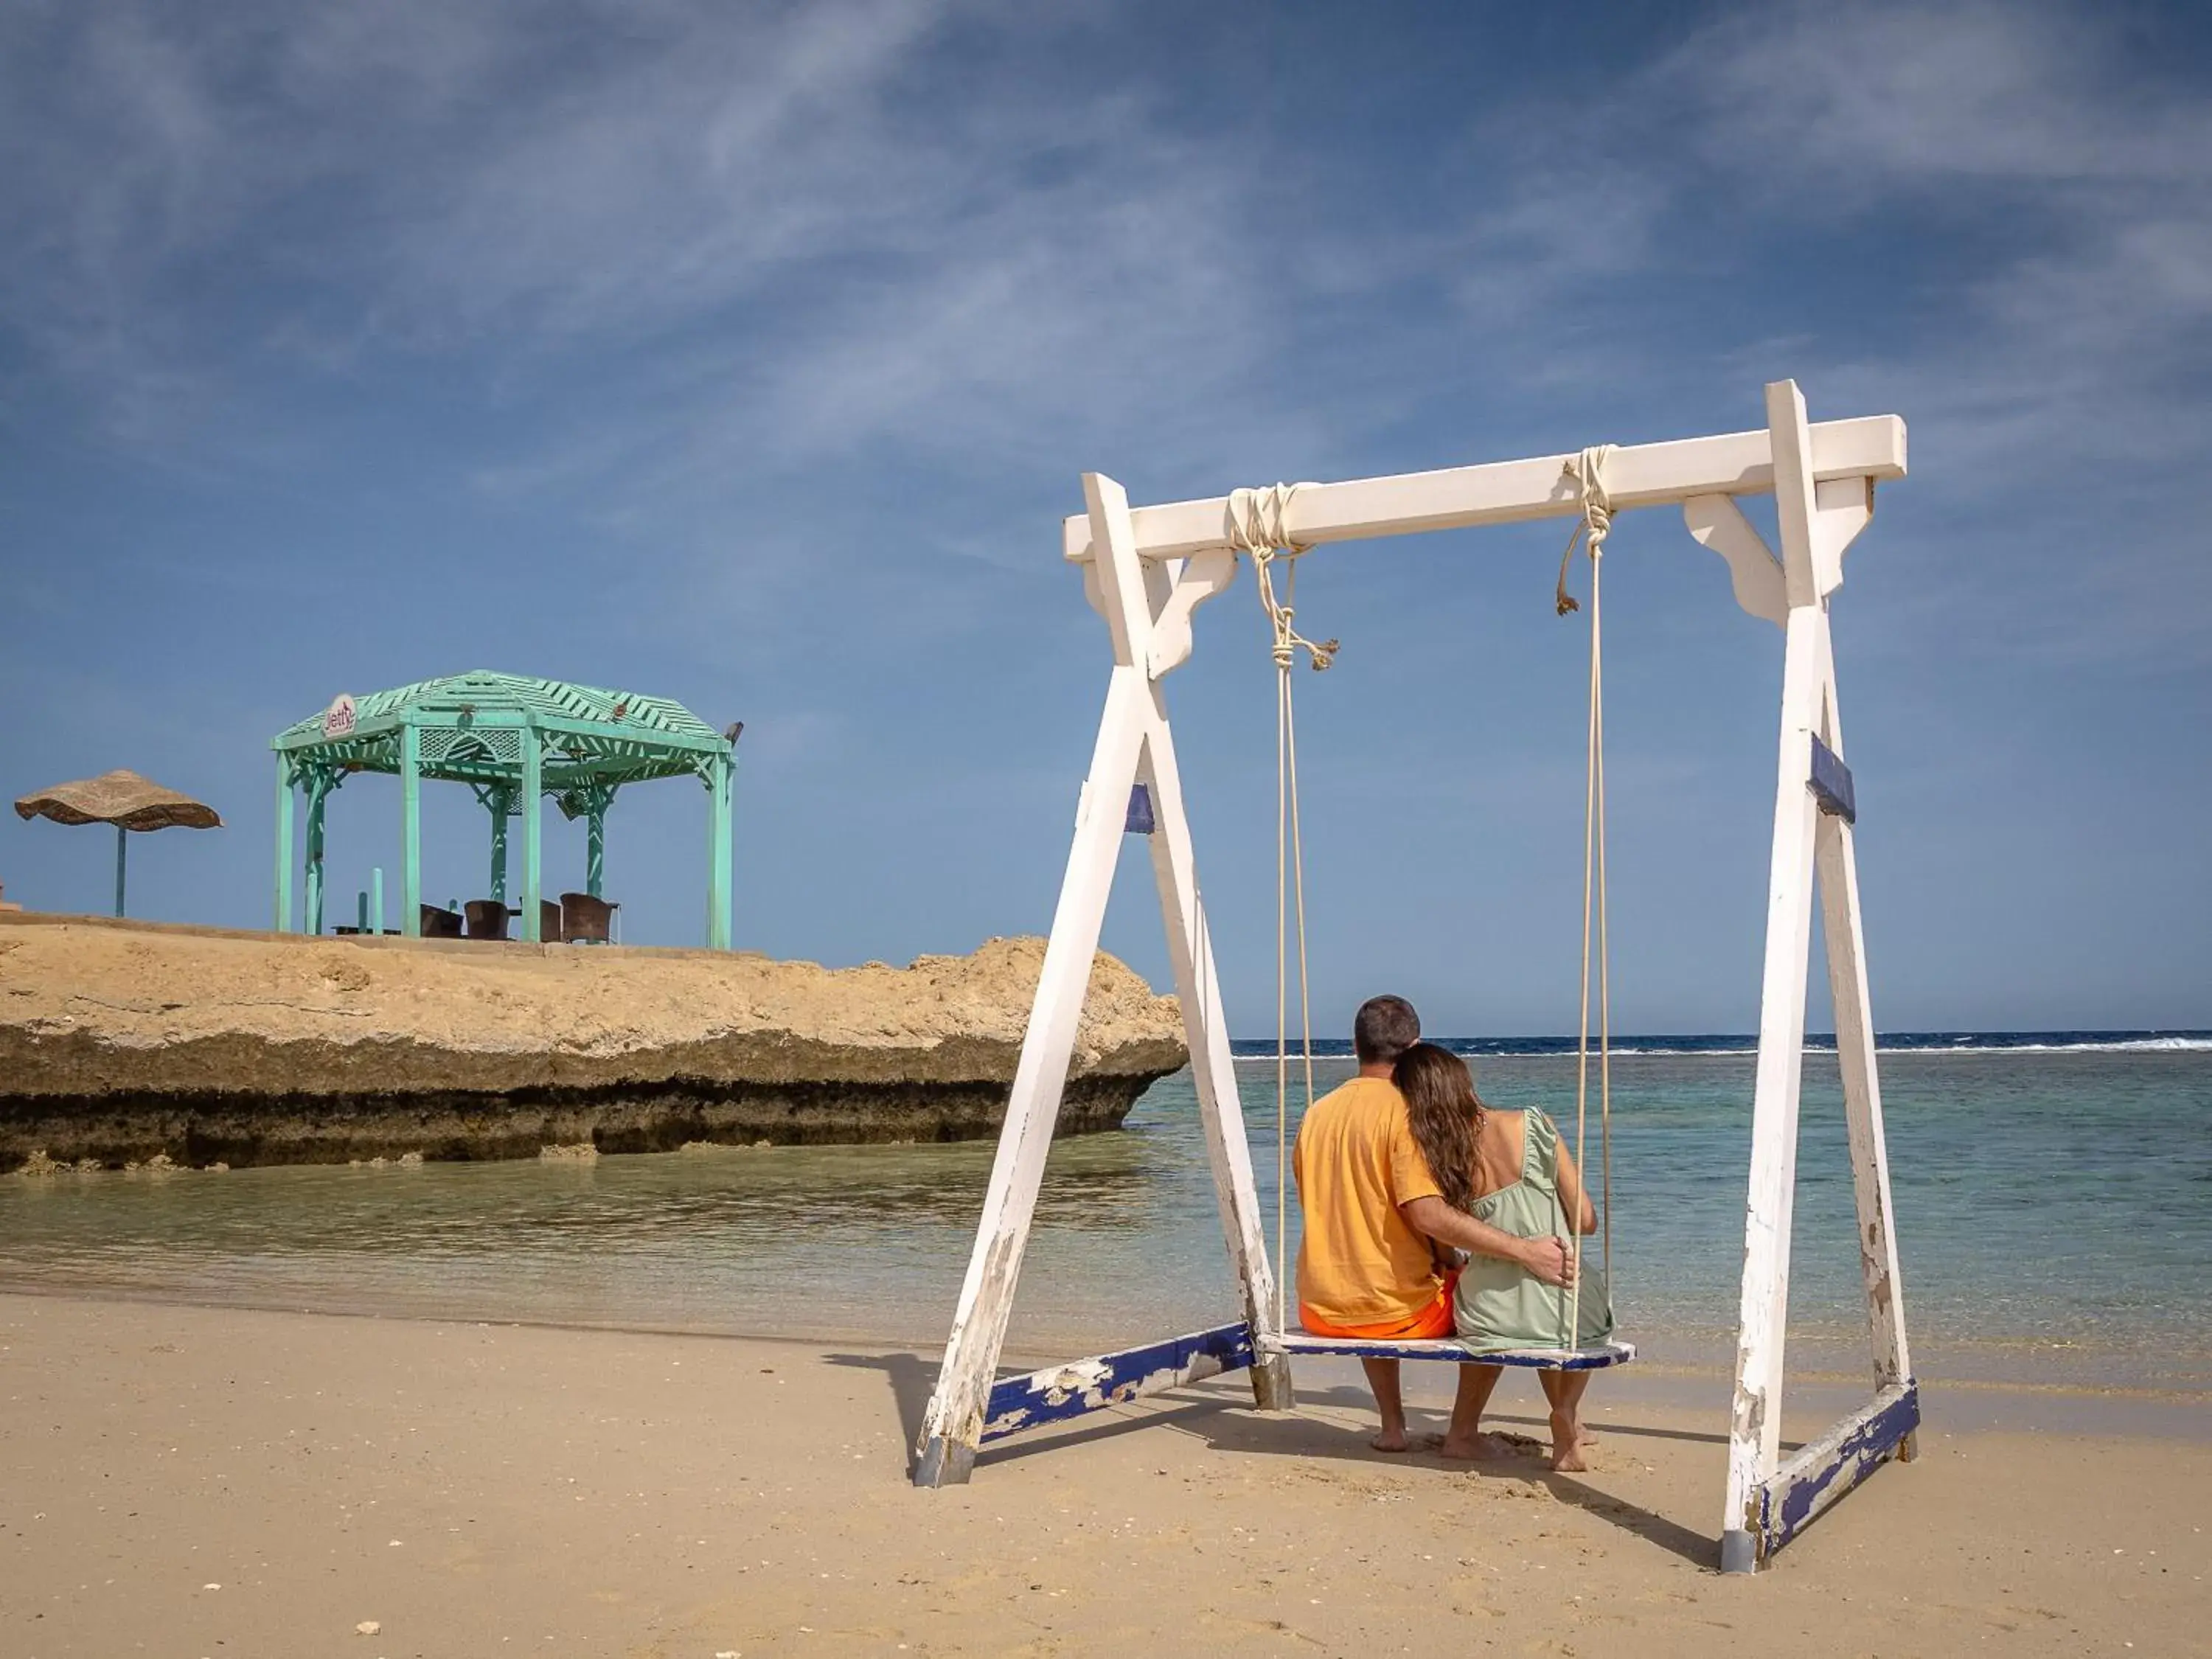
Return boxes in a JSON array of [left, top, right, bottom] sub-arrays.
[[1239, 459, 1635, 1377], [915, 383, 1919, 1575]]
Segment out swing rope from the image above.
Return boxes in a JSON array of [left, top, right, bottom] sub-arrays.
[[1555, 446, 1615, 1350], [1228, 484, 1335, 1335]]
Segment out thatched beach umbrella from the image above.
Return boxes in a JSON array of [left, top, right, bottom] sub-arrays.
[[14, 769, 223, 917]]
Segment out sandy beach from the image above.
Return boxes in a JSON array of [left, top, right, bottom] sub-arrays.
[[2, 1293, 2203, 1657]]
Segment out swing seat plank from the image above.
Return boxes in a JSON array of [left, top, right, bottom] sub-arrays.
[[1273, 1332, 1636, 1371], [979, 1322, 1255, 1444]]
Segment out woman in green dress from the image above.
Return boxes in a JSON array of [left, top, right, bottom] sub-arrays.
[[1393, 1042, 1612, 1471]]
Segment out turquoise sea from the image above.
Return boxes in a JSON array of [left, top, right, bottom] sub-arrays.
[[1, 1037, 2206, 1396]]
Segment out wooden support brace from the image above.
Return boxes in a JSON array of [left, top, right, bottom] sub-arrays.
[[915, 473, 1288, 1488], [1685, 475, 1877, 627], [1742, 1380, 1920, 1568], [981, 1324, 1255, 1444], [1127, 509, 1290, 1413], [1723, 381, 1832, 1563], [1722, 382, 1915, 1571], [1684, 494, 1788, 626], [1812, 678, 1913, 1400], [913, 664, 1151, 1487]]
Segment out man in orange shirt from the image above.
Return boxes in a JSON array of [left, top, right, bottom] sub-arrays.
[[1293, 995, 1574, 1452]]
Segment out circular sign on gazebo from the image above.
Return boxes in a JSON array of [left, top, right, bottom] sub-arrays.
[[271, 671, 739, 946]]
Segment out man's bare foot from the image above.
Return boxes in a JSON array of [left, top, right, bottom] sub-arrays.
[[1369, 1427, 1412, 1453], [1439, 1430, 1512, 1461]]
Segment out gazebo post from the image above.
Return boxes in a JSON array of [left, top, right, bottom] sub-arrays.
[[304, 769, 333, 937], [114, 824, 128, 918], [706, 754, 732, 950], [400, 722, 423, 939], [487, 785, 513, 904], [274, 756, 295, 933], [521, 724, 543, 942]]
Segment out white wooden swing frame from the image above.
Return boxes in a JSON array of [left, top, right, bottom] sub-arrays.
[[914, 380, 1917, 1573]]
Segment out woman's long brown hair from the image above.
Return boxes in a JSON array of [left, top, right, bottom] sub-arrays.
[[1392, 1041, 1485, 1213]]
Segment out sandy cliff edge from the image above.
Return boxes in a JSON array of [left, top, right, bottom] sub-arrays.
[[0, 915, 1188, 1167]]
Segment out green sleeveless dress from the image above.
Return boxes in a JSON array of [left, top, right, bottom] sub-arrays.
[[1453, 1107, 1614, 1354]]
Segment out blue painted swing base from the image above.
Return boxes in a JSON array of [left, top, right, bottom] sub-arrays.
[[978, 1321, 1633, 1446], [1727, 1377, 1920, 1570], [982, 1323, 1255, 1442], [977, 1326, 1913, 1567]]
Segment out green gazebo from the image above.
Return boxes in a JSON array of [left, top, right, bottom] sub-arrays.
[[271, 671, 737, 946]]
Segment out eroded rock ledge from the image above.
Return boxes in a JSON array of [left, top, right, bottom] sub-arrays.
[[0, 916, 1187, 1169]]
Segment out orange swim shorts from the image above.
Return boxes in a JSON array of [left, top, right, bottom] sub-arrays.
[[1299, 1269, 1459, 1340]]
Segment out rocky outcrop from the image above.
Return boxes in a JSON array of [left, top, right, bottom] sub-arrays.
[[0, 916, 1187, 1169]]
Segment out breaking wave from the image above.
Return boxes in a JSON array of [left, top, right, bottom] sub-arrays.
[[1231, 1032, 2212, 1060]]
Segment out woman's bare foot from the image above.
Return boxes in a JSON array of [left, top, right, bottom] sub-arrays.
[[1439, 1430, 1512, 1461], [1548, 1411, 1590, 1472], [1369, 1426, 1412, 1453]]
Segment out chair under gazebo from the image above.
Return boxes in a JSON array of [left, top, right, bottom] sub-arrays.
[[14, 769, 224, 917], [271, 671, 740, 945]]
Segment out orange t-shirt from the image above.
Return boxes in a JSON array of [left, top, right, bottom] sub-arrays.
[[1291, 1076, 1446, 1329]]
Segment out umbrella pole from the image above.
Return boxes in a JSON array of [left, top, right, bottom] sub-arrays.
[[114, 824, 127, 918]]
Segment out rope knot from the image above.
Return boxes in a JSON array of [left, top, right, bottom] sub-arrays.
[[1554, 445, 1615, 617], [1228, 481, 1338, 672]]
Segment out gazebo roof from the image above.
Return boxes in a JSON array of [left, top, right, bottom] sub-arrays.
[[273, 670, 728, 815]]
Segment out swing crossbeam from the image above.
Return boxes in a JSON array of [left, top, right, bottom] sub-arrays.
[[1061, 414, 1905, 564]]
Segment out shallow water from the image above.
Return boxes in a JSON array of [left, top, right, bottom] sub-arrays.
[[1, 1047, 2206, 1394]]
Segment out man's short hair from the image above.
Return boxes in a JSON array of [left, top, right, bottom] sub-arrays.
[[1352, 995, 1421, 1066]]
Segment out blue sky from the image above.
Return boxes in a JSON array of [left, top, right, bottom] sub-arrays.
[[1, 1, 2207, 1035]]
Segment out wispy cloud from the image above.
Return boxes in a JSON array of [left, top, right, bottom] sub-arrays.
[[1380, 1, 2212, 664], [4, 0, 2206, 664], [1, 1, 1296, 489]]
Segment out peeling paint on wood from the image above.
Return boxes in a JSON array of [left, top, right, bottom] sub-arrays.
[[981, 1324, 1254, 1442], [1754, 1380, 1919, 1559]]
